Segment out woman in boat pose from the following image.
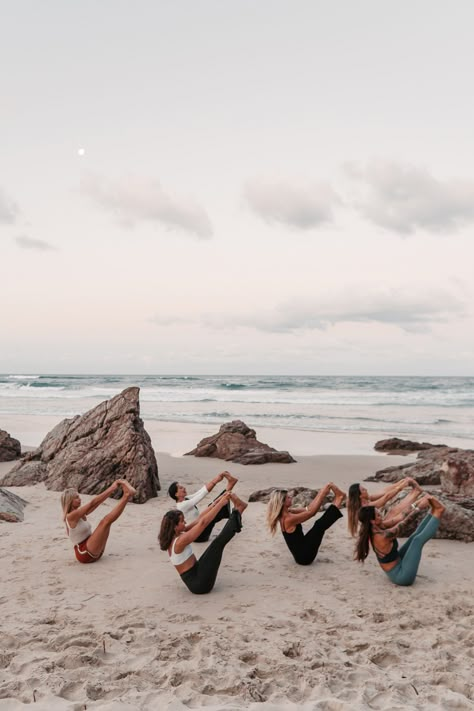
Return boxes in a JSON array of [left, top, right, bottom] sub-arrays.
[[159, 490, 248, 594], [355, 494, 445, 586], [347, 477, 423, 537], [61, 479, 136, 564], [267, 483, 346, 565]]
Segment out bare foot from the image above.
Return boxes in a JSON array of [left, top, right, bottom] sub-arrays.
[[120, 480, 137, 497], [330, 484, 346, 508], [222, 471, 238, 490], [230, 493, 248, 514], [428, 496, 445, 519]]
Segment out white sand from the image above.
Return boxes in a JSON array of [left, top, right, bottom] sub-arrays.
[[1, 421, 474, 710]]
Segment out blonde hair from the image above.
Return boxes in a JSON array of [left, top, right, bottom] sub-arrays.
[[61, 488, 78, 522], [267, 489, 288, 536]]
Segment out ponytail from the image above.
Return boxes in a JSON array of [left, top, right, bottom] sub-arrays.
[[355, 506, 375, 562]]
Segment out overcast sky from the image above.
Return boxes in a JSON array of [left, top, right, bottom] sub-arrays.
[[1, 1, 474, 375]]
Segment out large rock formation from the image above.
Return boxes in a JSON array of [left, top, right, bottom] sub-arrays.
[[0, 388, 160, 503], [0, 429, 21, 461], [185, 420, 296, 465], [374, 437, 445, 454], [386, 491, 474, 542], [440, 453, 474, 497], [366, 446, 461, 486], [0, 488, 28, 522]]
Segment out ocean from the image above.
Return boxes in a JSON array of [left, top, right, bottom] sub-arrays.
[[0, 374, 472, 449]]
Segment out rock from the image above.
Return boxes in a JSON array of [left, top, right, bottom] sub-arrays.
[[0, 488, 28, 522], [249, 486, 342, 509], [391, 492, 474, 542], [366, 446, 458, 485], [440, 453, 474, 496], [185, 420, 296, 464], [374, 437, 444, 454], [0, 388, 160, 503], [0, 430, 21, 461]]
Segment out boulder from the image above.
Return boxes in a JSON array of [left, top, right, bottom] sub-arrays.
[[0, 488, 28, 522], [389, 491, 474, 542], [374, 437, 444, 454], [249, 486, 342, 509], [185, 420, 296, 464], [0, 388, 160, 503], [0, 430, 21, 461], [366, 446, 459, 485], [440, 453, 474, 497]]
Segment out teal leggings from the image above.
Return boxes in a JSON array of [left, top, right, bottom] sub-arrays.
[[384, 514, 440, 587]]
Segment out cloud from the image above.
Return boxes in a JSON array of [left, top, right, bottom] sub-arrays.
[[81, 174, 213, 239], [0, 187, 19, 224], [176, 286, 466, 334], [346, 160, 474, 234], [15, 235, 57, 251], [244, 179, 338, 229]]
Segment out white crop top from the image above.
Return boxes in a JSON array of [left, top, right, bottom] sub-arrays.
[[169, 536, 194, 566], [67, 517, 92, 546]]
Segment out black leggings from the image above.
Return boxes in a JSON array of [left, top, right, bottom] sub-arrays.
[[195, 495, 231, 542], [180, 510, 241, 594], [282, 505, 343, 565]]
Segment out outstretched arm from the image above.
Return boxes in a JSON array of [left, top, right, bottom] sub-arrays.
[[369, 477, 418, 508], [175, 492, 232, 550], [204, 472, 225, 493], [382, 487, 422, 527], [284, 483, 332, 527], [382, 495, 429, 538], [66, 482, 120, 525]]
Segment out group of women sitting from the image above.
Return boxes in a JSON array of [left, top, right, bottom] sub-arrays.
[[61, 473, 445, 594]]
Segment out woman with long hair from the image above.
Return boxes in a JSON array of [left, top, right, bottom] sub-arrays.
[[267, 483, 345, 566], [355, 494, 445, 586], [61, 479, 136, 564], [159, 490, 247, 594], [347, 477, 422, 537]]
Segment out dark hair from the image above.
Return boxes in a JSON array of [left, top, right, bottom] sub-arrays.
[[354, 505, 376, 562], [347, 483, 362, 537], [167, 482, 179, 501], [159, 510, 183, 551]]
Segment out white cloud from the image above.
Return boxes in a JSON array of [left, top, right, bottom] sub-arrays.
[[0, 187, 19, 223], [15, 235, 57, 251], [346, 160, 474, 234], [244, 179, 339, 229], [81, 174, 213, 239]]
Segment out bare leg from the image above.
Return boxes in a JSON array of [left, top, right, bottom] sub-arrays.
[[229, 492, 248, 514], [86, 484, 133, 557], [222, 471, 238, 491]]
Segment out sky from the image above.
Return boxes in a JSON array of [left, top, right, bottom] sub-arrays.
[[1, 0, 474, 375]]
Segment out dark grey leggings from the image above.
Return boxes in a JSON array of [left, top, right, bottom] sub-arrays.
[[180, 510, 241, 594]]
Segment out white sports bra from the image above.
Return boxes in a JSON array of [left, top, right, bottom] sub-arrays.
[[169, 536, 194, 566]]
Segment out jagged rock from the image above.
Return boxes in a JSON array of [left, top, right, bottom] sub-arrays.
[[0, 388, 160, 503], [440, 453, 474, 497], [374, 437, 444, 454], [0, 430, 21, 461], [249, 486, 343, 509], [185, 420, 296, 464], [388, 491, 474, 542], [0, 488, 28, 522], [366, 446, 458, 485]]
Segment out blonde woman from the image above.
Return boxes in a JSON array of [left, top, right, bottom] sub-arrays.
[[61, 479, 136, 564], [267, 483, 345, 565]]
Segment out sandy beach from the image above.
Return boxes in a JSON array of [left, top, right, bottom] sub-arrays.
[[1, 419, 474, 710]]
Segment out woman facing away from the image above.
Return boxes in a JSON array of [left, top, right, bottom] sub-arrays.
[[159, 490, 248, 594], [61, 479, 136, 564], [267, 483, 346, 566], [347, 477, 423, 537], [355, 494, 445, 586]]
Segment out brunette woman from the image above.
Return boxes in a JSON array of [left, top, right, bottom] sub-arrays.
[[347, 477, 422, 537], [355, 495, 445, 586], [159, 491, 247, 594]]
